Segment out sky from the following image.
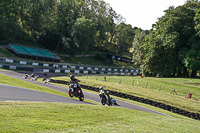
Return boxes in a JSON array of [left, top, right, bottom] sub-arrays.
[[103, 0, 186, 30]]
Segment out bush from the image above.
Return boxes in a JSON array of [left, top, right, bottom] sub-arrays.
[[95, 54, 106, 62]]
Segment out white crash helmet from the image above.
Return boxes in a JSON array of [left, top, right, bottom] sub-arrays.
[[99, 86, 104, 90]]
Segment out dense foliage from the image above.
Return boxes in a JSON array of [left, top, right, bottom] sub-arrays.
[[1, 0, 199, 77], [0, 0, 143, 55], [137, 0, 200, 77]]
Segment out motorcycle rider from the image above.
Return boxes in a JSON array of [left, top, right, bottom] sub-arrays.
[[99, 86, 111, 102], [31, 73, 35, 78], [44, 77, 50, 84], [70, 75, 81, 90], [24, 74, 28, 79], [68, 74, 84, 101], [70, 75, 80, 83], [32, 75, 38, 81]]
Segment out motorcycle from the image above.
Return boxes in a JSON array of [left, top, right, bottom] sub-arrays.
[[31, 75, 38, 81], [68, 82, 84, 101], [44, 78, 50, 84], [99, 90, 112, 106], [23, 74, 28, 79]]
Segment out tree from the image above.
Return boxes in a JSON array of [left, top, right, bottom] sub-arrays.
[[0, 0, 139, 58], [71, 17, 96, 53], [115, 23, 134, 55], [132, 29, 146, 65], [142, 0, 200, 77]]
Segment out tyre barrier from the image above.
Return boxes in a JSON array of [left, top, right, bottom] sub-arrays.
[[94, 87, 99, 92], [50, 79, 200, 121]]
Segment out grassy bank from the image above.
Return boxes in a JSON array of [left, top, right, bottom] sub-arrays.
[[0, 102, 199, 133], [0, 47, 136, 68], [52, 76, 200, 113], [59, 55, 137, 68], [0, 47, 16, 57], [0, 72, 200, 132]]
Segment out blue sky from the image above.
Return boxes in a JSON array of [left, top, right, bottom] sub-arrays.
[[104, 0, 186, 30]]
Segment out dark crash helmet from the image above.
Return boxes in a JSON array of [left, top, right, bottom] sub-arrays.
[[70, 75, 75, 80]]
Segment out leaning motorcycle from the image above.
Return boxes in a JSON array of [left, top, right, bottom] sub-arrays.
[[99, 90, 112, 106], [23, 74, 28, 79], [68, 82, 84, 101], [44, 78, 50, 84]]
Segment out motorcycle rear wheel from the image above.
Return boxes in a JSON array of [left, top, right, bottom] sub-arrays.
[[79, 93, 84, 101], [108, 102, 112, 106], [108, 99, 112, 106]]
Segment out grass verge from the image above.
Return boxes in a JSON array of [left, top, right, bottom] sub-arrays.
[[47, 81, 198, 121], [51, 76, 200, 113], [0, 101, 199, 133]]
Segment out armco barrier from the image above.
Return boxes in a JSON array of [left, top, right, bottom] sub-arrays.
[[50, 79, 200, 121], [0, 64, 34, 71], [0, 57, 141, 75]]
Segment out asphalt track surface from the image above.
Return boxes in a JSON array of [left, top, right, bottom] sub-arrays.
[[0, 70, 168, 116], [0, 84, 92, 104]]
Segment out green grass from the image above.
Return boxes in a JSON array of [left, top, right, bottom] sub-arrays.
[[52, 76, 200, 113], [0, 102, 199, 133], [48, 80, 199, 120], [0, 47, 17, 57], [59, 56, 137, 68], [90, 76, 200, 99], [0, 72, 200, 132], [60, 56, 107, 66]]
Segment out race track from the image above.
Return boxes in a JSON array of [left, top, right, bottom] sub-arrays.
[[0, 70, 168, 116], [0, 84, 91, 104]]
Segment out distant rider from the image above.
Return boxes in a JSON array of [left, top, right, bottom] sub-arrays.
[[24, 74, 28, 79], [44, 77, 50, 84], [99, 86, 111, 101], [31, 73, 35, 78]]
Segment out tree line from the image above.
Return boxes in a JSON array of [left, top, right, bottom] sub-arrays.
[[0, 0, 147, 55], [134, 0, 200, 77], [1, 0, 199, 77]]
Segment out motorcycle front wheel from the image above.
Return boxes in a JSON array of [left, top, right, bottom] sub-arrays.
[[101, 97, 106, 105], [69, 89, 74, 97]]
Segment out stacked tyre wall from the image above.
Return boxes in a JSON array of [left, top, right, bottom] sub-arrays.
[[50, 79, 200, 121]]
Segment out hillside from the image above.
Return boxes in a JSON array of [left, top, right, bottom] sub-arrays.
[[0, 46, 137, 69]]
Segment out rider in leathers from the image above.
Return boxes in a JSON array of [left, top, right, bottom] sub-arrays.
[[70, 75, 81, 91], [99, 86, 111, 102]]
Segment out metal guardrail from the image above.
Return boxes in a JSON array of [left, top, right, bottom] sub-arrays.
[[0, 57, 141, 75]]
